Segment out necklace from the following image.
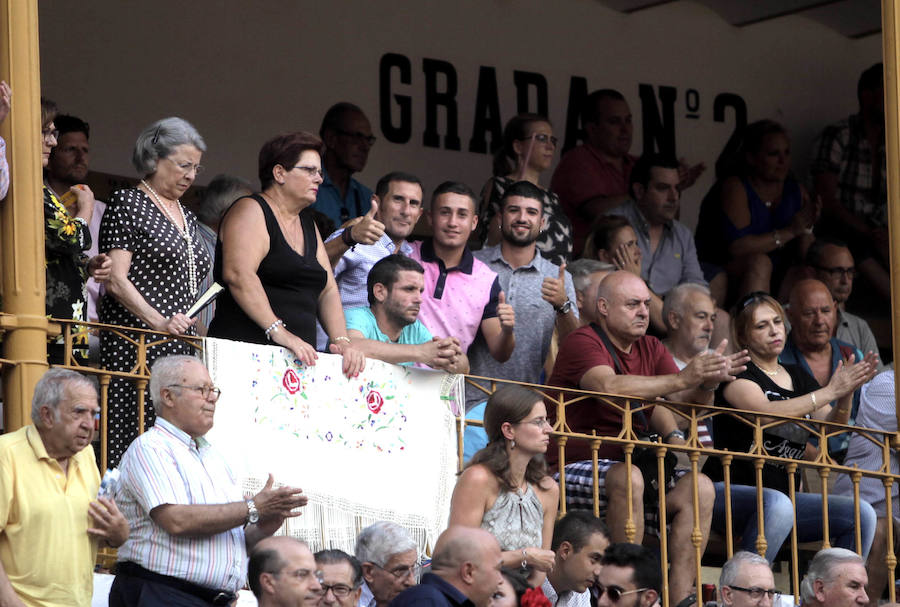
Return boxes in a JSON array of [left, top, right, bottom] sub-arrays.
[[754, 360, 780, 376], [140, 180, 198, 297]]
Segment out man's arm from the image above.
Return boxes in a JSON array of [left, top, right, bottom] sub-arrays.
[[348, 329, 443, 366], [579, 364, 690, 400], [0, 559, 26, 607]]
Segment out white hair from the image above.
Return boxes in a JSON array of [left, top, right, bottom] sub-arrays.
[[799, 548, 864, 602], [31, 368, 96, 425], [720, 551, 770, 589], [149, 355, 204, 412], [355, 521, 416, 566], [662, 283, 712, 331], [132, 117, 206, 175]]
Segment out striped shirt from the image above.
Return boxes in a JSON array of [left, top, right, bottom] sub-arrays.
[[115, 417, 246, 592]]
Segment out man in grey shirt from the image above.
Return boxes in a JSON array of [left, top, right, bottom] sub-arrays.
[[467, 181, 579, 410]]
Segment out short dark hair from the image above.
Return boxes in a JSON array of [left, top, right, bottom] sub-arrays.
[[258, 131, 324, 190], [248, 546, 286, 598], [601, 543, 662, 593], [858, 62, 883, 103], [315, 549, 364, 588], [551, 512, 609, 552], [805, 237, 851, 268], [498, 180, 546, 212], [629, 153, 680, 195], [375, 172, 423, 199], [583, 89, 626, 125], [54, 114, 90, 140], [430, 181, 477, 211], [320, 102, 365, 138], [367, 254, 425, 306]]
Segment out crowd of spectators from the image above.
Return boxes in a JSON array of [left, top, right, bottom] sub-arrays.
[[0, 60, 896, 606]]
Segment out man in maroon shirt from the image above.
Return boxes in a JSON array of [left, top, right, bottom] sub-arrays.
[[549, 271, 742, 604]]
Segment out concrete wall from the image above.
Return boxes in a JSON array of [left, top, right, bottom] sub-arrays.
[[37, 0, 882, 229]]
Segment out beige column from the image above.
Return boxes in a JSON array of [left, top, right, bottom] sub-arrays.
[[0, 0, 48, 431]]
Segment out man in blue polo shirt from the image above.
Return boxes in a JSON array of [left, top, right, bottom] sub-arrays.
[[346, 255, 468, 372]]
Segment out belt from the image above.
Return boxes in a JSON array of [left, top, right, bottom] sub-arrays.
[[116, 561, 237, 606]]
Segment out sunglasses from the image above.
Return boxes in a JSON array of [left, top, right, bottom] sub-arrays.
[[595, 584, 648, 603]]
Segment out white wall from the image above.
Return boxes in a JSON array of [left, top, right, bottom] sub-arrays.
[[37, 0, 881, 229]]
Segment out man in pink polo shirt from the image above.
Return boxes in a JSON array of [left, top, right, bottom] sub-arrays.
[[409, 181, 516, 362]]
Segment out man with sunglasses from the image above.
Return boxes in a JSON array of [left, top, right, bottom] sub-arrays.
[[719, 551, 780, 607], [806, 238, 883, 371], [314, 102, 375, 227], [111, 355, 309, 606], [355, 521, 420, 607], [316, 550, 364, 607], [594, 544, 660, 607], [249, 536, 324, 607], [541, 513, 610, 607]]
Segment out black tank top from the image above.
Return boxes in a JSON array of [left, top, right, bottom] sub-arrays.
[[208, 194, 327, 346]]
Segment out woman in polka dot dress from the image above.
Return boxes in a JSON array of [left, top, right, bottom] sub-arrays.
[[99, 117, 210, 466]]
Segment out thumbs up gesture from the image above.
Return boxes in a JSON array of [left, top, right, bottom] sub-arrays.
[[497, 291, 516, 332], [541, 262, 569, 309], [348, 196, 385, 245]]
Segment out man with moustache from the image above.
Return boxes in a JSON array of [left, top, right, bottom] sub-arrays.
[[248, 536, 324, 607], [409, 181, 515, 361], [541, 513, 610, 607], [315, 550, 363, 607], [467, 180, 579, 409]]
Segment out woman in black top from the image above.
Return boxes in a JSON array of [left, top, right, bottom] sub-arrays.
[[209, 131, 364, 378]]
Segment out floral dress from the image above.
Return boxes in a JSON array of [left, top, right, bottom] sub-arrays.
[[43, 186, 90, 364]]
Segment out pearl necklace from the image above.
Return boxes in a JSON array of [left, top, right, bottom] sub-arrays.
[[140, 180, 198, 297]]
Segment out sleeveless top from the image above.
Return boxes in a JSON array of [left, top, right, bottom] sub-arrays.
[[480, 484, 543, 551], [208, 195, 327, 346]]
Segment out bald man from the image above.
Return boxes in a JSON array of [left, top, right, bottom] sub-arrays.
[[390, 527, 502, 607], [781, 279, 877, 461], [249, 536, 324, 607], [549, 271, 746, 604]]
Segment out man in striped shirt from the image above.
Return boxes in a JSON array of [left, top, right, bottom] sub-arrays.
[[110, 355, 309, 606]]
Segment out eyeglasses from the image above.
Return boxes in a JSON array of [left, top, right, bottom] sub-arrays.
[[817, 266, 855, 279], [277, 568, 325, 585], [522, 133, 558, 146], [292, 165, 325, 178], [372, 561, 422, 580], [314, 583, 356, 598], [518, 416, 551, 428], [42, 127, 59, 141], [164, 157, 204, 175], [595, 584, 648, 603], [167, 384, 222, 400], [336, 129, 376, 146], [727, 585, 782, 602]]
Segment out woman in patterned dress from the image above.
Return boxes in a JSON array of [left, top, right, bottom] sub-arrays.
[[99, 117, 210, 466], [477, 114, 572, 266]]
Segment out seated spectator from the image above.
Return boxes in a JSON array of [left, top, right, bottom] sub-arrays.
[[0, 369, 128, 607], [702, 293, 877, 559], [799, 548, 869, 607], [541, 513, 610, 607], [595, 543, 661, 607], [346, 254, 467, 372], [780, 279, 874, 460], [355, 521, 419, 607], [549, 270, 733, 603], [834, 370, 898, 605], [187, 174, 252, 335], [313, 102, 375, 227], [609, 154, 730, 346], [810, 63, 890, 302], [409, 181, 515, 360], [467, 181, 579, 409], [0, 80, 7, 200], [451, 385, 558, 587], [491, 569, 530, 607], [389, 526, 502, 607], [718, 120, 816, 301], [111, 355, 308, 606], [320, 171, 424, 348], [248, 536, 324, 607], [316, 549, 364, 607], [806, 237, 884, 371], [719, 551, 780, 607], [478, 113, 572, 265], [568, 259, 615, 326], [207, 130, 364, 378]]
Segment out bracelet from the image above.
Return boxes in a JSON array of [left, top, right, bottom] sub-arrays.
[[521, 549, 528, 569], [341, 227, 357, 246], [264, 319, 284, 340], [333, 336, 351, 345], [664, 429, 685, 442], [773, 230, 783, 248], [810, 390, 817, 409]]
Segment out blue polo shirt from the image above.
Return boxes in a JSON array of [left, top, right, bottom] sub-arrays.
[[312, 168, 372, 227]]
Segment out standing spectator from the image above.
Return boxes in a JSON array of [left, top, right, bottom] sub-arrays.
[[315, 549, 364, 607], [478, 114, 572, 265], [111, 355, 308, 606], [186, 174, 252, 335], [811, 63, 889, 301], [355, 522, 419, 607], [799, 548, 869, 607], [100, 117, 211, 466], [0, 369, 128, 607], [719, 552, 779, 607], [0, 81, 11, 200], [313, 102, 375, 226], [248, 537, 324, 607]]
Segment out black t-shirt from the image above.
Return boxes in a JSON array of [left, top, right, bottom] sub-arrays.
[[703, 361, 820, 493]]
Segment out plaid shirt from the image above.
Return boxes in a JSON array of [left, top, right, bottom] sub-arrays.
[[810, 113, 887, 227]]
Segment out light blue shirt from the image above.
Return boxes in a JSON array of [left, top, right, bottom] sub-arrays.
[[345, 306, 433, 366], [312, 168, 372, 227]]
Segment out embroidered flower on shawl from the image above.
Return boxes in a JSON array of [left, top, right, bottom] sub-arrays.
[[366, 390, 384, 414]]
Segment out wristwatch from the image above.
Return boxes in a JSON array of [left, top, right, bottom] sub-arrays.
[[555, 300, 574, 315], [664, 429, 685, 442], [246, 499, 259, 525]]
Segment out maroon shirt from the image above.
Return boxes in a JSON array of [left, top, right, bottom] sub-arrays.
[[548, 324, 679, 464]]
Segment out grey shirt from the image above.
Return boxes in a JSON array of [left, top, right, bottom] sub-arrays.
[[836, 309, 884, 371], [466, 244, 577, 410], [609, 200, 706, 295]]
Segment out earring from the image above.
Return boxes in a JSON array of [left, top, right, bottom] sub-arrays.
[[510, 439, 516, 449]]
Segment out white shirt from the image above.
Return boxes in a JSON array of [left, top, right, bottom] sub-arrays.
[[541, 578, 592, 607]]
